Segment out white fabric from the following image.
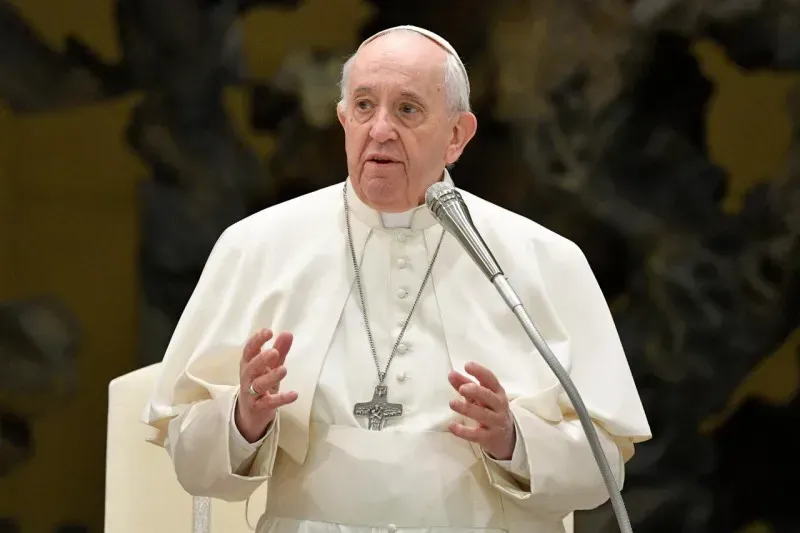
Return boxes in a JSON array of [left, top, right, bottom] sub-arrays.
[[107, 363, 268, 533], [143, 170, 651, 533], [379, 209, 414, 228], [227, 183, 530, 480], [230, 416, 529, 484]]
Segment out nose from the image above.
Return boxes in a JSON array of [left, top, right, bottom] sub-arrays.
[[369, 108, 398, 143]]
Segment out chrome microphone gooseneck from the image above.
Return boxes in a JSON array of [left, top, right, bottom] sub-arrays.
[[426, 182, 634, 533]]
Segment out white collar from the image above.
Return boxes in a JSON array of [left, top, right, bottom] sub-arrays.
[[380, 210, 415, 228]]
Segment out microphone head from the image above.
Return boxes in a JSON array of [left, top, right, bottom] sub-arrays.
[[425, 181, 461, 218], [425, 180, 453, 206], [425, 180, 503, 280]]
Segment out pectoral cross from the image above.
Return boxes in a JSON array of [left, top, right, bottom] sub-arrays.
[[353, 384, 403, 430]]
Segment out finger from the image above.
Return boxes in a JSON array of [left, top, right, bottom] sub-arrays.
[[251, 365, 288, 394], [449, 398, 503, 428], [243, 348, 281, 382], [448, 372, 483, 406], [464, 361, 504, 395], [243, 329, 273, 363], [255, 390, 298, 410], [448, 422, 490, 445], [448, 370, 475, 392], [458, 382, 506, 412], [272, 331, 294, 365]]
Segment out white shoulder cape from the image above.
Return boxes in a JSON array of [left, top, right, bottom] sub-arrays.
[[143, 174, 651, 465]]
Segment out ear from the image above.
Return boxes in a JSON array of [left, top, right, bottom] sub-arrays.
[[445, 112, 478, 165], [337, 101, 347, 128]]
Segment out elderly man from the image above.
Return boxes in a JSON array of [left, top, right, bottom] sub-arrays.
[[144, 25, 651, 533]]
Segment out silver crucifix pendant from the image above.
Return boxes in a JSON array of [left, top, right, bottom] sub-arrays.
[[353, 384, 403, 430]]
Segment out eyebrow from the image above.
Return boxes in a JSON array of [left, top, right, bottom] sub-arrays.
[[351, 86, 426, 104], [399, 90, 426, 104]]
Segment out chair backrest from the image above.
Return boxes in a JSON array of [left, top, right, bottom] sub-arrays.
[[105, 363, 265, 532], [563, 512, 573, 532], [105, 363, 573, 533]]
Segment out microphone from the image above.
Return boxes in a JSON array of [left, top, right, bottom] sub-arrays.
[[424, 182, 502, 280], [424, 182, 521, 311], [425, 181, 634, 533]]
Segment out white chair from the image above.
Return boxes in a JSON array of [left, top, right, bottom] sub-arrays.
[[105, 363, 573, 533], [564, 509, 574, 532], [105, 363, 265, 532]]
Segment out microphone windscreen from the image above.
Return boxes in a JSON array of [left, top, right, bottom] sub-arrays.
[[425, 181, 454, 210]]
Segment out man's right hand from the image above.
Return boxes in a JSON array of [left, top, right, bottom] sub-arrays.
[[235, 328, 298, 443]]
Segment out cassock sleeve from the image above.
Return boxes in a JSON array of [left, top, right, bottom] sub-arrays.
[[165, 389, 281, 501], [228, 394, 274, 475], [482, 418, 530, 483], [479, 236, 650, 516], [141, 228, 281, 502]]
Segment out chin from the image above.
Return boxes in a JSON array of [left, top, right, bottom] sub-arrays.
[[361, 176, 412, 211]]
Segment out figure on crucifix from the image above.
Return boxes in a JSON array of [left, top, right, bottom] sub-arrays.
[[353, 384, 403, 430]]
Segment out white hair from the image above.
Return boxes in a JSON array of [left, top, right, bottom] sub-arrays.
[[337, 31, 471, 114]]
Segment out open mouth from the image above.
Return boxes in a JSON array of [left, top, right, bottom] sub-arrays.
[[367, 157, 399, 165]]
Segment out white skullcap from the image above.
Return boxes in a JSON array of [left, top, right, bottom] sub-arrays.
[[356, 25, 470, 96]]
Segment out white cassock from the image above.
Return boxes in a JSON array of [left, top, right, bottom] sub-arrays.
[[143, 170, 651, 533]]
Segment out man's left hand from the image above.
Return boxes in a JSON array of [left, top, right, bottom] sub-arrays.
[[448, 361, 515, 460]]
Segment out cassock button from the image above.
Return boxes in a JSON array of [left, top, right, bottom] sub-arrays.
[[388, 525, 397, 533], [397, 233, 407, 242], [396, 288, 408, 299], [397, 343, 408, 354], [397, 258, 407, 269], [397, 372, 407, 382]]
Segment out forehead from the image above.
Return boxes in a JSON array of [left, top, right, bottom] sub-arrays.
[[349, 33, 447, 101]]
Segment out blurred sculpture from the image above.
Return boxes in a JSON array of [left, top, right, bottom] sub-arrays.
[[110, 0, 304, 362], [0, 0, 305, 363], [632, 0, 800, 71], [710, 346, 800, 533], [116, 0, 264, 362], [250, 48, 348, 199], [0, 297, 81, 476], [0, 0, 127, 111]]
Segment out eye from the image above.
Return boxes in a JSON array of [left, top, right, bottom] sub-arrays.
[[355, 99, 373, 111], [399, 103, 419, 115]]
